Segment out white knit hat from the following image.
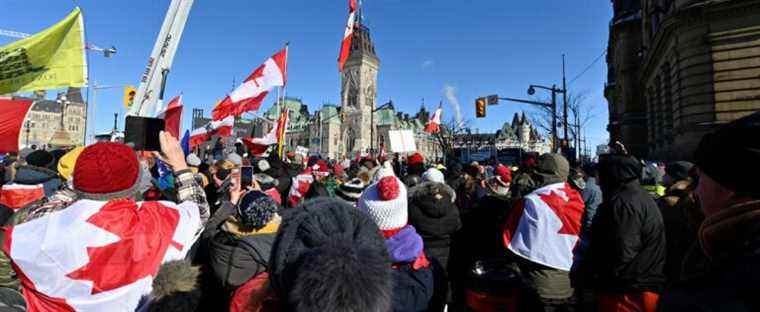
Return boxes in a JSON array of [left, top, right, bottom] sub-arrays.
[[421, 168, 445, 184], [357, 175, 408, 231], [186, 154, 201, 167], [227, 153, 243, 166]]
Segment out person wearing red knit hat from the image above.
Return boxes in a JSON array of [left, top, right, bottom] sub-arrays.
[[358, 169, 434, 311], [403, 152, 426, 188], [0, 132, 210, 311]]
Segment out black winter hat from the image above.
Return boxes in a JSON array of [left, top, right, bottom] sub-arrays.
[[665, 161, 694, 182], [695, 111, 760, 198], [270, 198, 392, 312], [237, 191, 278, 230], [25, 150, 55, 169]]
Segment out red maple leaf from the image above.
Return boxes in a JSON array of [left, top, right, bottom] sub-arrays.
[[537, 184, 584, 236], [66, 199, 180, 294]]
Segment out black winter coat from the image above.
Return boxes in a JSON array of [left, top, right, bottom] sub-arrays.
[[391, 264, 434, 312], [407, 182, 461, 269], [13, 165, 61, 197], [208, 220, 275, 289], [589, 154, 666, 293], [658, 241, 760, 311], [463, 193, 514, 261], [658, 200, 760, 311]]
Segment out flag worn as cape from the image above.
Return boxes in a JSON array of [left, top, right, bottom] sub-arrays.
[[2, 198, 201, 311], [503, 182, 584, 271]]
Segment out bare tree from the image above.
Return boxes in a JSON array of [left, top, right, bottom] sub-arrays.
[[433, 117, 471, 163], [527, 91, 596, 155]]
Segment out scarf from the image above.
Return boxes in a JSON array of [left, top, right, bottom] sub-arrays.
[[699, 200, 760, 260]]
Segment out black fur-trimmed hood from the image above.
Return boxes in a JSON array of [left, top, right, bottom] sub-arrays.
[[409, 182, 456, 203], [408, 182, 456, 219], [146, 260, 201, 312]]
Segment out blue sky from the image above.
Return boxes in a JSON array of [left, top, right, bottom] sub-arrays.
[[1, 0, 612, 150]]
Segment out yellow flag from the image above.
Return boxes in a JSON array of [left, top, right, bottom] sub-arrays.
[[0, 8, 87, 94]]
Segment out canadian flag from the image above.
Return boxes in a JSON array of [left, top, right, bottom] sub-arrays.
[[242, 109, 289, 156], [287, 168, 314, 208], [338, 0, 358, 72], [212, 49, 288, 121], [425, 106, 443, 134], [189, 116, 235, 148], [503, 182, 584, 271], [157, 95, 183, 139], [0, 184, 44, 210], [2, 198, 201, 311], [0, 99, 33, 154]]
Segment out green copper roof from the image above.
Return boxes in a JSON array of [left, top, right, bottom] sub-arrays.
[[375, 108, 397, 126], [318, 105, 341, 125], [264, 97, 311, 130]]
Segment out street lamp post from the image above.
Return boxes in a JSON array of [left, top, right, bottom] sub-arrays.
[[370, 100, 394, 156], [25, 120, 32, 147], [498, 84, 565, 152]]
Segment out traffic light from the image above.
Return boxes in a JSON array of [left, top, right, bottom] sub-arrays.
[[123, 86, 137, 108], [475, 97, 487, 118]]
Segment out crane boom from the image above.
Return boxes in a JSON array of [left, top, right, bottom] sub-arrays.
[[0, 29, 30, 39], [128, 0, 194, 117]]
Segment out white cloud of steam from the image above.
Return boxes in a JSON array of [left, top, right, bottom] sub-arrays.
[[442, 84, 463, 127], [421, 60, 434, 70]]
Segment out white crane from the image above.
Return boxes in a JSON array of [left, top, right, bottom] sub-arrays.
[[0, 28, 116, 57]]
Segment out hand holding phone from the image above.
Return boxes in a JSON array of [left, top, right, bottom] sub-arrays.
[[125, 116, 165, 151], [151, 131, 187, 172]]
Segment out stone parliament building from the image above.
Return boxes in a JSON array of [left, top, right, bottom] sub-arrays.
[[606, 0, 760, 160], [195, 16, 443, 160]]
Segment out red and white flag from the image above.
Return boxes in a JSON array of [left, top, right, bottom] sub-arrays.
[[2, 199, 201, 311], [287, 168, 314, 208], [189, 115, 235, 148], [503, 182, 584, 271], [242, 109, 289, 156], [0, 99, 33, 154], [157, 95, 183, 139], [338, 0, 358, 72], [425, 106, 443, 134], [212, 48, 288, 121], [0, 184, 44, 210]]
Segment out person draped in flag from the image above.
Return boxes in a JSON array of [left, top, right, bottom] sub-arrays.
[[0, 148, 65, 226], [212, 48, 288, 121], [502, 153, 584, 311], [0, 132, 210, 312]]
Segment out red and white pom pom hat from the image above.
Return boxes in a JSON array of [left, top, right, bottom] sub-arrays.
[[357, 173, 408, 231]]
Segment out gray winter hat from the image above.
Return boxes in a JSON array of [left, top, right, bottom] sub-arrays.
[[534, 153, 570, 186]]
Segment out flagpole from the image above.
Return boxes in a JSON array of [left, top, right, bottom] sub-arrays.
[[277, 43, 289, 159]]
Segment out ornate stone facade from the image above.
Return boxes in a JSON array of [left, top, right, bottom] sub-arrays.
[[255, 21, 442, 161], [452, 112, 551, 155], [18, 88, 86, 149], [340, 24, 379, 155], [607, 0, 760, 160]]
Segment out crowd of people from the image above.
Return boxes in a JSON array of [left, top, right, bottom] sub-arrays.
[[0, 111, 757, 311]]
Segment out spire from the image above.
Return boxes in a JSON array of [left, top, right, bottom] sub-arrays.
[[347, 0, 378, 65], [511, 113, 520, 128]]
